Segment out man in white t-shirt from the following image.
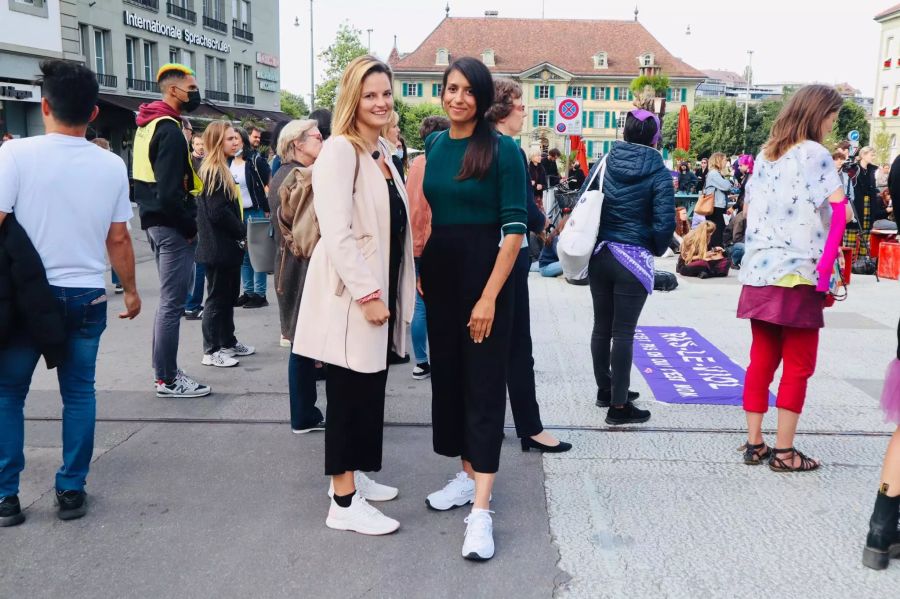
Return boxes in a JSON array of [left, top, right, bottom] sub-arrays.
[[0, 60, 140, 527]]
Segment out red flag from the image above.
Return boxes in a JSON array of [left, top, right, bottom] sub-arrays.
[[575, 139, 589, 177], [676, 105, 691, 152]]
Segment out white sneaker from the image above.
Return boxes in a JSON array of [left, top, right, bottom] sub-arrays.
[[221, 341, 255, 357], [462, 509, 495, 561], [426, 471, 475, 511], [279, 336, 292, 348], [155, 371, 212, 398], [325, 494, 400, 535], [328, 472, 399, 502], [201, 351, 239, 367]]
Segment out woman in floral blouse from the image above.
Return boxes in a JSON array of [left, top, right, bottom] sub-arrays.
[[738, 84, 852, 472]]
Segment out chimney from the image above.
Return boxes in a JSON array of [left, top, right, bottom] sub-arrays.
[[485, 10, 499, 17]]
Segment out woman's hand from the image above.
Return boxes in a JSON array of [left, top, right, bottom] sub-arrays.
[[467, 296, 496, 343], [416, 276, 424, 298], [536, 184, 543, 191], [361, 299, 390, 327]]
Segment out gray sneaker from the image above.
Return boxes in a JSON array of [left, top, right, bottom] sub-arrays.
[[156, 371, 212, 398]]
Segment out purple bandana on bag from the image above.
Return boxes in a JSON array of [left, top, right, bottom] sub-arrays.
[[593, 241, 655, 294]]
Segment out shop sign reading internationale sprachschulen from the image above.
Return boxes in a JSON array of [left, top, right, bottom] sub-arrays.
[[123, 10, 231, 54]]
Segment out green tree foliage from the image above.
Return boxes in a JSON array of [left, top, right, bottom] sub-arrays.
[[393, 98, 446, 150], [832, 100, 870, 147], [630, 74, 670, 96], [874, 121, 892, 165], [665, 99, 785, 160], [280, 90, 310, 118], [315, 23, 368, 111]]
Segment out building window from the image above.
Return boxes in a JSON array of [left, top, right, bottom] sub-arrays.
[[482, 49, 495, 67], [183, 50, 194, 72], [9, 0, 49, 17], [566, 86, 584, 98], [593, 52, 608, 70], [126, 37, 136, 81], [887, 37, 894, 59], [536, 84, 552, 99], [432, 83, 443, 97], [401, 82, 422, 97], [232, 0, 252, 40], [169, 47, 181, 65], [642, 53, 655, 67], [883, 86, 889, 107], [617, 111, 627, 128], [435, 48, 449, 66], [537, 110, 550, 127], [79, 24, 89, 60], [613, 87, 630, 101], [94, 29, 109, 75], [142, 41, 157, 83]]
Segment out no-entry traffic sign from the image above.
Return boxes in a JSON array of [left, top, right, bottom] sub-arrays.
[[556, 97, 582, 123]]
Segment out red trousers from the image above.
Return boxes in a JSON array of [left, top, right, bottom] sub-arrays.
[[743, 319, 819, 414]]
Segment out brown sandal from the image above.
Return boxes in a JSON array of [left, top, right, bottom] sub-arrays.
[[739, 442, 772, 465], [768, 447, 820, 472]]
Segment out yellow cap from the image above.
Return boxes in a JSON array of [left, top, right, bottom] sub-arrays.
[[156, 63, 195, 82]]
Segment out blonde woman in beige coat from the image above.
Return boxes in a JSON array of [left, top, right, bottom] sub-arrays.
[[294, 56, 415, 536]]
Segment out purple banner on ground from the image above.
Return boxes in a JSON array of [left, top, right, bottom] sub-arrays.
[[633, 327, 774, 406]]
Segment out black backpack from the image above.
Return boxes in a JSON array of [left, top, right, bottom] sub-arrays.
[[654, 270, 678, 291]]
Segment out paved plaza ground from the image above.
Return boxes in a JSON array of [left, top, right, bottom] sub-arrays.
[[3, 226, 900, 598]]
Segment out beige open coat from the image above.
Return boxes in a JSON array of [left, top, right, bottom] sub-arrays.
[[293, 135, 415, 374]]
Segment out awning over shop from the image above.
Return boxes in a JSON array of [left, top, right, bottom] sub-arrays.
[[97, 94, 290, 130]]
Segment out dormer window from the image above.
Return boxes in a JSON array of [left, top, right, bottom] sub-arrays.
[[640, 52, 655, 67], [482, 49, 495, 67], [593, 52, 608, 70], [436, 48, 449, 66]]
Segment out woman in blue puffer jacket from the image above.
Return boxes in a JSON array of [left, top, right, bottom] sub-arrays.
[[588, 109, 674, 426]]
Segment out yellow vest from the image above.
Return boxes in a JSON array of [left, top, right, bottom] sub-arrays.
[[132, 115, 202, 196]]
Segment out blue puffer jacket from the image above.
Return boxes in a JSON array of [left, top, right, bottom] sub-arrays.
[[591, 141, 675, 256]]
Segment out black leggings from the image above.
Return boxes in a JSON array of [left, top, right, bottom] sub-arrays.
[[202, 264, 240, 354], [507, 248, 543, 438], [709, 207, 726, 249], [588, 248, 649, 407]]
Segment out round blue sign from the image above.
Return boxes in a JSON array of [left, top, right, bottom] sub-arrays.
[[848, 130, 860, 142], [555, 123, 567, 134]]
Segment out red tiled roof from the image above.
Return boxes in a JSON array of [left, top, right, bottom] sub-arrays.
[[391, 17, 704, 79], [876, 3, 900, 20]]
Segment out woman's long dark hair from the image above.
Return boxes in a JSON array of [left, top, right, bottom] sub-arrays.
[[442, 57, 495, 181]]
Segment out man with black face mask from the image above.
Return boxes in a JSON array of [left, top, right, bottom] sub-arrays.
[[133, 64, 211, 399]]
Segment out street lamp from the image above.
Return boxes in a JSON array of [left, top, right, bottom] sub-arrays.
[[367, 29, 373, 52], [743, 50, 753, 135]]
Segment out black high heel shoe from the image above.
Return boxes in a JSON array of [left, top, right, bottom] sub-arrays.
[[521, 436, 573, 453]]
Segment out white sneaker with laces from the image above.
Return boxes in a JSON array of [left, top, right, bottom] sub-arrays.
[[426, 471, 475, 511], [155, 371, 212, 398], [279, 336, 292, 348], [325, 494, 399, 535], [202, 351, 239, 367], [221, 341, 255, 357], [328, 472, 399, 502], [462, 508, 495, 561]]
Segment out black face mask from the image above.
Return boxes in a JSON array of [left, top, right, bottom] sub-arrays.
[[182, 90, 202, 113]]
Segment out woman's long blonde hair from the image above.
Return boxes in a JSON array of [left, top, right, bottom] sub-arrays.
[[762, 84, 843, 161], [681, 221, 716, 263], [332, 55, 394, 155], [199, 121, 237, 201], [380, 111, 399, 150], [708, 152, 729, 175]]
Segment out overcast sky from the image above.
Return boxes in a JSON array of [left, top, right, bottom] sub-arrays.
[[278, 0, 890, 101]]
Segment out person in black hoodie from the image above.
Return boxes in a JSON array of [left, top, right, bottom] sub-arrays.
[[232, 128, 271, 309], [588, 110, 674, 425], [195, 121, 254, 368], [132, 64, 210, 399], [847, 146, 888, 257]]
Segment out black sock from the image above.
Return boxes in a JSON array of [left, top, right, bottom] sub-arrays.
[[334, 491, 355, 508]]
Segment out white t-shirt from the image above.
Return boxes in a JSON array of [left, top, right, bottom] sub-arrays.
[[739, 140, 843, 286], [0, 134, 133, 288], [230, 160, 253, 209]]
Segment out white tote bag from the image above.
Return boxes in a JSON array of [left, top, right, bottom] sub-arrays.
[[557, 157, 607, 281]]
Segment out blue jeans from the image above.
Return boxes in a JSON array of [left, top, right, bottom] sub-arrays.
[[729, 242, 745, 267], [0, 287, 107, 496], [241, 208, 267, 296], [411, 258, 428, 364], [540, 262, 563, 277], [111, 269, 120, 286], [185, 262, 206, 312]]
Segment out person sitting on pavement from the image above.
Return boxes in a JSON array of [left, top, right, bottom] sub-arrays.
[[195, 121, 255, 369], [589, 109, 674, 427], [294, 56, 413, 537], [406, 115, 451, 381], [232, 128, 271, 309], [0, 59, 141, 526], [738, 84, 853, 472], [538, 220, 566, 278], [133, 63, 210, 399], [677, 221, 729, 278], [267, 118, 327, 434]]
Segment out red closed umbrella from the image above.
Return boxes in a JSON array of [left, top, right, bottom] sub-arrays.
[[575, 139, 589, 177], [676, 105, 691, 152]]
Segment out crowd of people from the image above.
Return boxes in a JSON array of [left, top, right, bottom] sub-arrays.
[[1, 57, 900, 571]]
